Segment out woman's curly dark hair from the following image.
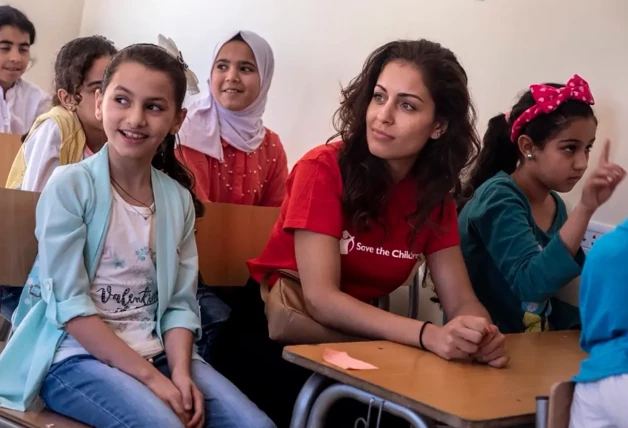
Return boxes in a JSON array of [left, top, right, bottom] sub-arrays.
[[52, 35, 117, 106], [102, 44, 204, 218], [331, 39, 480, 240]]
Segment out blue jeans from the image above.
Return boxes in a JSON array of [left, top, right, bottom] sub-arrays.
[[0, 286, 20, 321], [41, 354, 276, 428], [196, 285, 231, 361]]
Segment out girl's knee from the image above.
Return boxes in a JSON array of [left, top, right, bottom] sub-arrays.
[[133, 411, 184, 428], [231, 410, 277, 428]]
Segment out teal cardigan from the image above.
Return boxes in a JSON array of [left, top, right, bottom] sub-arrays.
[[0, 145, 202, 411], [459, 171, 583, 333]]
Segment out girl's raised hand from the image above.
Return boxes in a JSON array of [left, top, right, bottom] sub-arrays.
[[580, 139, 626, 212]]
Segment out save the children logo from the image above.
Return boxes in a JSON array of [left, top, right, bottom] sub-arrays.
[[339, 231, 356, 255], [339, 230, 420, 260]]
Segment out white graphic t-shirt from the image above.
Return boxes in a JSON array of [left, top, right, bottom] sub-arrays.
[[53, 187, 163, 363]]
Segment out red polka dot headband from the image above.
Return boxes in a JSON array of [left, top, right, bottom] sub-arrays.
[[510, 74, 595, 142]]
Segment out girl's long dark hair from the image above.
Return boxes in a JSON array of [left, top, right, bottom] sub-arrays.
[[101, 44, 204, 217], [460, 84, 596, 209], [331, 39, 480, 239], [52, 36, 117, 106]]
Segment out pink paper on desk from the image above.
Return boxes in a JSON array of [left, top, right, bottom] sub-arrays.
[[323, 348, 378, 370]]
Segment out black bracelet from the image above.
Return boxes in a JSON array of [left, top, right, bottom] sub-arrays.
[[419, 321, 433, 350]]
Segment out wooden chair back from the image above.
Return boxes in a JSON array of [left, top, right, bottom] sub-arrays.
[[196, 202, 279, 286], [0, 188, 39, 287], [0, 192, 280, 288], [547, 381, 575, 428], [0, 133, 22, 187]]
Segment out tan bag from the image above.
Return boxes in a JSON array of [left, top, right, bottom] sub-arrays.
[[260, 269, 362, 344]]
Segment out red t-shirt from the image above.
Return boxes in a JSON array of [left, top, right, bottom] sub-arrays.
[[247, 142, 460, 302]]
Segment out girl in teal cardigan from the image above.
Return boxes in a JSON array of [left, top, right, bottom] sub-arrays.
[[0, 44, 273, 428], [458, 75, 625, 334]]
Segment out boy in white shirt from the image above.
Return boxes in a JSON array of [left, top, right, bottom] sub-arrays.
[[0, 6, 50, 136]]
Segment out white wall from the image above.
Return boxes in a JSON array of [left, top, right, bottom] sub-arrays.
[[80, 0, 628, 226], [1, 0, 85, 91]]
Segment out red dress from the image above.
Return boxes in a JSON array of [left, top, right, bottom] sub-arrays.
[[179, 128, 288, 206]]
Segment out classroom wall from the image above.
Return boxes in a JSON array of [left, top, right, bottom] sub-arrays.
[[0, 0, 85, 92], [80, 0, 628, 226]]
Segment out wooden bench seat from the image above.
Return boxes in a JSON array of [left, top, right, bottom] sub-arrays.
[[0, 400, 89, 428]]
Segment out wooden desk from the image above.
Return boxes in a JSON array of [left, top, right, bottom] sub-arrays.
[[284, 331, 585, 427]]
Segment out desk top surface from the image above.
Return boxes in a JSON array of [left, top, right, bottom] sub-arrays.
[[284, 331, 585, 427]]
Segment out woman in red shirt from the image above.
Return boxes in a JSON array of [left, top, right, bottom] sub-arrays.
[[179, 30, 288, 206], [212, 39, 508, 426]]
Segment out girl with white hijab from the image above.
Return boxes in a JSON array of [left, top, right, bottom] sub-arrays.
[[179, 30, 288, 206]]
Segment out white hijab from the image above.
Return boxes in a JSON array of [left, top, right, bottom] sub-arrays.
[[179, 30, 274, 162]]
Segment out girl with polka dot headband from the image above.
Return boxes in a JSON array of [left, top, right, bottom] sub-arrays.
[[458, 74, 625, 334]]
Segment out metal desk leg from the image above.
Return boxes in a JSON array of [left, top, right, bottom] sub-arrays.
[[376, 295, 391, 312], [306, 383, 431, 428], [408, 273, 419, 319], [536, 396, 549, 428], [290, 373, 333, 428]]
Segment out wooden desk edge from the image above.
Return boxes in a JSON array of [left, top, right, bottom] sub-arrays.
[[282, 347, 535, 428]]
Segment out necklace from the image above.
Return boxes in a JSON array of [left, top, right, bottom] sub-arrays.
[[110, 176, 155, 220]]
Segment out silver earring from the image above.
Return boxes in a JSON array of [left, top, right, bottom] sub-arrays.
[[526, 153, 533, 160]]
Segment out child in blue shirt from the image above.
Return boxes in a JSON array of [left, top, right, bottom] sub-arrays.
[[570, 218, 628, 426]]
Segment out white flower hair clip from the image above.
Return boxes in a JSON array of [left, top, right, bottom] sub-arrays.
[[157, 34, 200, 95]]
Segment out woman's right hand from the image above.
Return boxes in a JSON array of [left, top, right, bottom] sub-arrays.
[[579, 139, 626, 212], [422, 316, 489, 361], [145, 371, 191, 425]]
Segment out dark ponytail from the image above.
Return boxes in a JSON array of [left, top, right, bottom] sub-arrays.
[[102, 44, 204, 218], [459, 113, 519, 205], [52, 36, 117, 106], [460, 83, 596, 209], [152, 134, 204, 217]]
